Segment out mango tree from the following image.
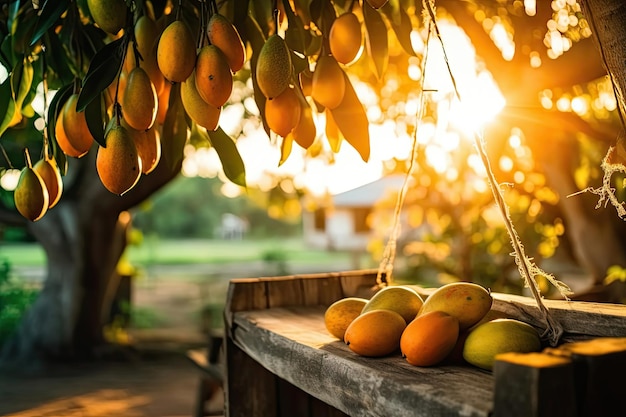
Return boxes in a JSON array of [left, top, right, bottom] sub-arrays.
[[1, 0, 625, 367]]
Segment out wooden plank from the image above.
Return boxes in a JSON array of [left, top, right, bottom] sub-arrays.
[[231, 307, 493, 417], [309, 395, 350, 417], [492, 352, 577, 417], [224, 336, 278, 417], [546, 338, 626, 417]]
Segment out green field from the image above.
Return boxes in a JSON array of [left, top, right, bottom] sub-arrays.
[[0, 238, 358, 268]]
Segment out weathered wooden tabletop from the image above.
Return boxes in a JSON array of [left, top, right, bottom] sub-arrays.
[[231, 306, 494, 417]]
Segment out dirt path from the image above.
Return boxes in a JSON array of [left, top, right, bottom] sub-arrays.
[[0, 347, 223, 417]]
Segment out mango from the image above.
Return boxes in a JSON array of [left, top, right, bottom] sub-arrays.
[[463, 318, 542, 370], [324, 297, 367, 340], [418, 282, 492, 330], [400, 311, 459, 367], [344, 309, 406, 357], [361, 285, 424, 324], [14, 160, 49, 222], [256, 34, 291, 99]]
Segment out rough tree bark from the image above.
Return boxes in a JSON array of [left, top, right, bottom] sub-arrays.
[[0, 142, 182, 368]]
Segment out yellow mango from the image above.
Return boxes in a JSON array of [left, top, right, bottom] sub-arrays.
[[361, 285, 424, 324], [418, 282, 492, 330], [324, 297, 367, 340], [463, 318, 542, 370]]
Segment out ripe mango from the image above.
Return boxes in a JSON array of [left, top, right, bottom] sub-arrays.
[[329, 13, 362, 65], [344, 309, 406, 357], [195, 45, 233, 108], [14, 163, 49, 222], [400, 311, 459, 367], [324, 297, 367, 340], [418, 282, 492, 330], [157, 20, 196, 82], [312, 55, 345, 109], [33, 157, 63, 209], [96, 124, 142, 195], [207, 13, 246, 73], [361, 285, 424, 324], [265, 86, 301, 137], [462, 318, 542, 370]]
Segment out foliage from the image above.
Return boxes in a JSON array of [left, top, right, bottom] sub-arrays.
[[131, 175, 301, 238], [0, 258, 39, 346]]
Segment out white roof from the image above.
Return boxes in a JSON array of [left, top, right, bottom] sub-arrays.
[[332, 175, 408, 207]]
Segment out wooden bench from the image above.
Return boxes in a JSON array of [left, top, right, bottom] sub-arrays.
[[223, 270, 626, 417]]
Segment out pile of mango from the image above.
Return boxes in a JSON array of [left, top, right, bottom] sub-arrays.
[[324, 282, 542, 370]]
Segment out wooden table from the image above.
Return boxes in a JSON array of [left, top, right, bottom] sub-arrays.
[[223, 270, 626, 417]]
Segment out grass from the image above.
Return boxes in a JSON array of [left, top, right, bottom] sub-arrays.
[[0, 237, 358, 268]]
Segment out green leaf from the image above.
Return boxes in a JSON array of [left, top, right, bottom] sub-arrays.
[[44, 31, 73, 84], [0, 78, 16, 138], [77, 37, 125, 112], [0, 35, 12, 69], [12, 56, 34, 110], [161, 83, 187, 173], [363, 1, 388, 81], [207, 127, 246, 187], [30, 0, 70, 46], [330, 73, 370, 162], [381, 1, 416, 57], [7, 0, 20, 34], [85, 92, 105, 147], [282, 0, 307, 55]]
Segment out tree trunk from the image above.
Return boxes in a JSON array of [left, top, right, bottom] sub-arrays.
[[0, 137, 183, 367]]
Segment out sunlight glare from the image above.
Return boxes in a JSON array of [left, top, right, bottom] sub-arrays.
[[0, 65, 7, 84], [0, 169, 20, 191], [425, 144, 447, 174], [221, 181, 242, 198], [499, 155, 514, 172]]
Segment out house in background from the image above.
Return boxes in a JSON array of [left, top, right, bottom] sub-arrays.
[[303, 175, 407, 253]]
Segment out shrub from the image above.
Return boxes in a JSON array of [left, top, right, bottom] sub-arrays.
[[0, 259, 39, 347]]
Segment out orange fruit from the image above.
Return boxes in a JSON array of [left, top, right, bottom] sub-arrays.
[[207, 13, 246, 72], [292, 104, 316, 149], [417, 282, 493, 330], [312, 55, 345, 109], [400, 310, 459, 367], [265, 87, 301, 137], [195, 45, 233, 108], [123, 66, 157, 131], [324, 297, 367, 340], [33, 156, 63, 209], [157, 20, 196, 82], [329, 13, 362, 65], [121, 119, 161, 174], [344, 309, 406, 357], [96, 123, 142, 195], [181, 70, 222, 131], [61, 94, 94, 158]]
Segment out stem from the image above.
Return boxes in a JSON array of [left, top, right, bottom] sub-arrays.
[[24, 148, 33, 169], [0, 144, 14, 169]]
